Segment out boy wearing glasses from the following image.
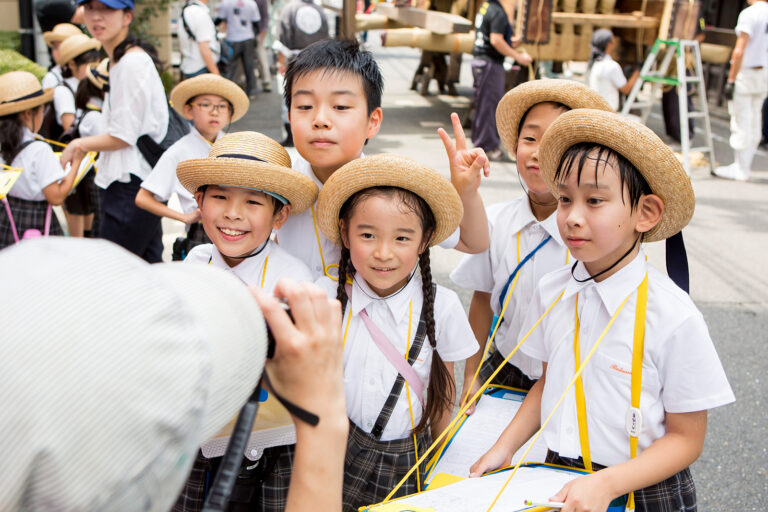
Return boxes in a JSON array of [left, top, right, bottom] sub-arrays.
[[136, 74, 249, 259]]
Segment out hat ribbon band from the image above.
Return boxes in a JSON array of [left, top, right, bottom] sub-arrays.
[[216, 153, 290, 205], [1, 89, 45, 105]]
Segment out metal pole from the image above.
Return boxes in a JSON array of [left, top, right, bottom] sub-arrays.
[[18, 0, 36, 61], [340, 0, 356, 39]]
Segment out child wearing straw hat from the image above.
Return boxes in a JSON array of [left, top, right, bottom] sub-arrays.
[[135, 74, 249, 259], [41, 23, 83, 90], [451, 80, 613, 411], [0, 71, 78, 248], [470, 110, 734, 511], [277, 39, 491, 282], [311, 154, 479, 511]]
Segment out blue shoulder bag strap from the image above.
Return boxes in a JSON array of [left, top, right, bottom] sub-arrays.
[[497, 234, 553, 316]]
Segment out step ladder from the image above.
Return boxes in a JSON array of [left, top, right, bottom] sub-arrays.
[[621, 38, 716, 176]]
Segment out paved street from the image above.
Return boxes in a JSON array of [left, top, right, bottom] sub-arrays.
[[163, 38, 767, 507]]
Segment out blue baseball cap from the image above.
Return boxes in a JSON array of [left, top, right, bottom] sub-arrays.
[[77, 0, 135, 9]]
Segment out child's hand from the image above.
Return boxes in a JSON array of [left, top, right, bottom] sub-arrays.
[[469, 443, 511, 477], [438, 113, 490, 198], [459, 376, 483, 415], [182, 209, 202, 225], [550, 472, 615, 512]]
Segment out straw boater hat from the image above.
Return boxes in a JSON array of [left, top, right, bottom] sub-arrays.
[[495, 79, 614, 154], [177, 131, 318, 214], [86, 58, 110, 90], [539, 109, 695, 243], [316, 154, 463, 247], [0, 71, 53, 117], [42, 23, 82, 47], [170, 74, 250, 123], [55, 33, 101, 67]]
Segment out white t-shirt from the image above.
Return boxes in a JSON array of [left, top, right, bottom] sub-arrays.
[[736, 1, 768, 69], [77, 102, 107, 138], [588, 55, 626, 111], [42, 65, 63, 90], [450, 198, 569, 379], [97, 50, 168, 189], [520, 251, 735, 467], [141, 127, 221, 214], [217, 0, 261, 42], [185, 238, 312, 291], [317, 273, 478, 441], [2, 127, 66, 202], [53, 76, 79, 126], [178, 0, 221, 75], [278, 154, 461, 280]]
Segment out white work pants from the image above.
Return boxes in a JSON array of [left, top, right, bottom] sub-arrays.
[[728, 67, 768, 172]]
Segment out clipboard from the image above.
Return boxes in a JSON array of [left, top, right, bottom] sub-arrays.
[[54, 151, 98, 191], [0, 167, 23, 200]]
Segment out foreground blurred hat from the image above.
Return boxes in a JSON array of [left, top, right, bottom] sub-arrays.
[[0, 238, 267, 511]]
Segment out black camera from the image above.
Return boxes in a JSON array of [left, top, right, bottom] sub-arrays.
[[265, 304, 291, 359]]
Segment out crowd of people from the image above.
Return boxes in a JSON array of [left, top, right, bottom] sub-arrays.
[[0, 0, 748, 510]]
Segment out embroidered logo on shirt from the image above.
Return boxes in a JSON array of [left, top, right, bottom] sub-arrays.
[[610, 364, 632, 375]]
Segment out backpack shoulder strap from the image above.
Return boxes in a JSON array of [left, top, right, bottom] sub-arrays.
[[181, 1, 198, 41]]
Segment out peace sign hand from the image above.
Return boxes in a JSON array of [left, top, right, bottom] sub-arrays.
[[438, 112, 491, 198]]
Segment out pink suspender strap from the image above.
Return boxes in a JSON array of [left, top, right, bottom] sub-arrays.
[[358, 308, 426, 408], [43, 203, 52, 236], [2, 198, 20, 243]]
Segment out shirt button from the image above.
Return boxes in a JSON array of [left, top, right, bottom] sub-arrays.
[[566, 426, 574, 435], [366, 421, 373, 429]]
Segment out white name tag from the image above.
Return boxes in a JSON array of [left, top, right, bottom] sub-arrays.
[[625, 407, 643, 437]]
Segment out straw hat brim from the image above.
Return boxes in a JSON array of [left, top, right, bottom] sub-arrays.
[[539, 109, 695, 242], [176, 158, 318, 215], [56, 39, 101, 67], [43, 32, 69, 46], [495, 79, 614, 155], [0, 88, 54, 117], [316, 154, 464, 247], [170, 75, 250, 123]]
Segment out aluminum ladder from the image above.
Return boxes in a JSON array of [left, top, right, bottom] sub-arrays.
[[621, 38, 716, 176]]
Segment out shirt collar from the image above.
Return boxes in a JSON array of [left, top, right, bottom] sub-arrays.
[[349, 269, 421, 323], [189, 125, 223, 146], [210, 238, 274, 286], [516, 197, 566, 247], [563, 249, 647, 315], [22, 126, 34, 143], [292, 153, 366, 190]]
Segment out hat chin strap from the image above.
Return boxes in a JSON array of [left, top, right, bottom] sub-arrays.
[[571, 234, 641, 283], [229, 234, 270, 260]]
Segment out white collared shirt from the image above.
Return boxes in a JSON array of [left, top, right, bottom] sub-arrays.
[[53, 76, 78, 126], [520, 251, 735, 467], [185, 238, 312, 291], [2, 127, 66, 202], [141, 127, 221, 214], [178, 0, 221, 74], [450, 197, 569, 379], [41, 65, 63, 90], [317, 273, 478, 441], [279, 154, 461, 280], [96, 51, 168, 189]]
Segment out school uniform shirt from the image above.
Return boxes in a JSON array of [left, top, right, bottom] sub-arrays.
[[450, 197, 569, 380], [317, 273, 478, 441], [141, 127, 221, 214], [519, 250, 735, 467], [77, 100, 107, 138], [96, 51, 168, 190], [588, 55, 626, 111], [53, 76, 79, 126], [2, 127, 66, 202], [41, 65, 63, 90], [178, 0, 221, 75], [185, 238, 312, 291], [279, 154, 461, 280]]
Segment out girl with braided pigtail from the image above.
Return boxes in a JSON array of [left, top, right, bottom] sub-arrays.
[[316, 155, 478, 512]]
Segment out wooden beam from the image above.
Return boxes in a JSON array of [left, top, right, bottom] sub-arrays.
[[551, 12, 660, 28], [375, 3, 472, 34], [356, 13, 409, 31], [341, 0, 357, 38], [381, 28, 474, 52]]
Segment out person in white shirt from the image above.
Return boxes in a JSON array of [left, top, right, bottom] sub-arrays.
[[451, 80, 613, 412], [0, 71, 78, 248], [311, 154, 478, 512], [714, 0, 768, 181], [587, 29, 639, 112], [60, 0, 169, 263], [53, 34, 101, 134], [41, 23, 83, 90], [178, 0, 221, 79], [216, 0, 261, 97], [471, 110, 735, 512], [135, 74, 249, 259]]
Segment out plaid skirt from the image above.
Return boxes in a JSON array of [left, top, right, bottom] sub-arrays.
[[343, 421, 432, 512], [0, 196, 63, 249], [546, 450, 697, 511], [172, 450, 212, 512], [477, 350, 537, 391], [255, 444, 295, 512]]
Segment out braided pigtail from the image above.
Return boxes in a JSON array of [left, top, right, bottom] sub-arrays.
[[415, 249, 455, 434], [336, 245, 352, 311]]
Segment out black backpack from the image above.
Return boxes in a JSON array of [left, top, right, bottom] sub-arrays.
[[136, 102, 191, 168], [39, 80, 74, 145], [181, 1, 230, 74]]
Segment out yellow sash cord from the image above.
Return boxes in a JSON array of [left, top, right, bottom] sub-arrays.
[[310, 205, 339, 280]]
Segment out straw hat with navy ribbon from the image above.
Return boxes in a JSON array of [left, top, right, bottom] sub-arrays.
[[539, 109, 695, 243], [42, 23, 82, 47], [55, 33, 101, 67], [170, 74, 250, 123], [86, 58, 110, 91], [0, 71, 53, 117], [177, 131, 318, 214], [316, 154, 463, 247]]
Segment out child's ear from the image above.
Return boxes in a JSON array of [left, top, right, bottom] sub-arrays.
[[183, 104, 195, 121], [635, 193, 664, 235], [194, 190, 205, 207], [365, 107, 383, 140], [272, 204, 291, 229]]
